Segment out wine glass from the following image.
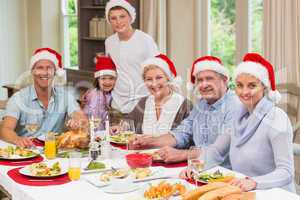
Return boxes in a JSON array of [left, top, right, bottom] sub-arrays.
[[25, 116, 41, 137], [187, 146, 205, 186], [119, 119, 135, 151]]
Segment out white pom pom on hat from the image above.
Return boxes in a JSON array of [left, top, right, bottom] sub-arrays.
[[234, 52, 281, 104], [30, 47, 65, 77], [105, 0, 136, 24]]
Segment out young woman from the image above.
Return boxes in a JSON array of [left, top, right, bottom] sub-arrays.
[[83, 56, 117, 130], [105, 0, 159, 113], [180, 53, 295, 192], [129, 54, 192, 135]]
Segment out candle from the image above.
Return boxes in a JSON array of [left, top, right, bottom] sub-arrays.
[[105, 116, 110, 141]]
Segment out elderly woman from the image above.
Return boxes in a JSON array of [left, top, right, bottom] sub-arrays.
[[181, 53, 295, 192], [128, 54, 192, 135]]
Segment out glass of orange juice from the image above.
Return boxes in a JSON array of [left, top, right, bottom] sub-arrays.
[[68, 151, 82, 181], [44, 132, 56, 159]]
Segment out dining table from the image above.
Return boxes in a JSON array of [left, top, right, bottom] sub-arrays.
[[0, 140, 300, 200]]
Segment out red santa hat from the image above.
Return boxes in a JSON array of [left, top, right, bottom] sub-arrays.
[[105, 0, 136, 24], [30, 47, 65, 77], [141, 54, 182, 90], [94, 56, 117, 78], [234, 53, 281, 103], [187, 56, 229, 91]]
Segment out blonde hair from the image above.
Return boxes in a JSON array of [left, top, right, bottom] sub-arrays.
[[142, 65, 169, 81]]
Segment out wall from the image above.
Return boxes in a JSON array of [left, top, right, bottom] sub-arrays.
[[0, 0, 27, 100], [167, 0, 195, 94]]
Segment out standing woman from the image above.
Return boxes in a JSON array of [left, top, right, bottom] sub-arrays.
[[105, 0, 159, 113], [180, 53, 295, 192], [129, 54, 193, 135]]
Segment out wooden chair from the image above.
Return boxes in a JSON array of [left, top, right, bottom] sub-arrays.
[[277, 83, 300, 184]]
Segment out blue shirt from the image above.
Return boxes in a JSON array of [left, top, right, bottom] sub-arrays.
[[4, 85, 80, 137], [171, 90, 239, 149]]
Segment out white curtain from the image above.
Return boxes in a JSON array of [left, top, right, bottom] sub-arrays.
[[263, 0, 300, 85], [140, 0, 166, 54]]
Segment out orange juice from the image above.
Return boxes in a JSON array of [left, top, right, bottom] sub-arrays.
[[44, 140, 56, 159], [68, 167, 81, 180]]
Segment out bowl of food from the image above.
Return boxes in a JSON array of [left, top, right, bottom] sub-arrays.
[[126, 153, 152, 168]]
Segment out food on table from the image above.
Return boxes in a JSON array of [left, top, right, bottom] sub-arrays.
[[126, 153, 152, 168], [57, 149, 89, 158], [196, 170, 235, 183], [144, 181, 187, 199], [131, 168, 152, 179], [56, 130, 89, 149], [182, 182, 255, 200], [86, 161, 106, 170], [110, 131, 135, 144], [99, 169, 129, 182], [29, 162, 62, 176], [0, 146, 37, 158]]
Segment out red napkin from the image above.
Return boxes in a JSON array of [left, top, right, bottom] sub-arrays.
[[7, 167, 71, 186], [32, 138, 44, 147], [151, 161, 188, 168], [110, 142, 127, 150], [0, 156, 43, 166]]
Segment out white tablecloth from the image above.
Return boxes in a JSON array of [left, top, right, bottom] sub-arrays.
[[0, 140, 300, 200]]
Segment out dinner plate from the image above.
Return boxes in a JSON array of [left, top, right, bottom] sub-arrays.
[[85, 167, 165, 187], [102, 182, 140, 194], [19, 161, 68, 178], [0, 149, 40, 160]]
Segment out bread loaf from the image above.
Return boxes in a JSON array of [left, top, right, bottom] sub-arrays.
[[221, 192, 256, 200], [198, 185, 242, 200], [182, 182, 228, 200]]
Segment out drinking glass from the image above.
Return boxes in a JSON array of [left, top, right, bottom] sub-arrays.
[[187, 146, 205, 186], [119, 119, 135, 150], [68, 151, 82, 181], [44, 132, 57, 159], [25, 116, 41, 136]]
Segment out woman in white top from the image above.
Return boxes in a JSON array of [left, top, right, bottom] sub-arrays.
[[105, 0, 159, 113], [128, 54, 192, 136]]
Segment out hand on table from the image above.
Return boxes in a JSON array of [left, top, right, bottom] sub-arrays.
[[13, 136, 34, 148], [157, 146, 188, 163], [229, 177, 257, 192], [128, 135, 155, 150]]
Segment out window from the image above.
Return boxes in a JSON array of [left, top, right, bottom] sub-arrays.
[[250, 0, 263, 53], [209, 0, 263, 72], [61, 0, 78, 69]]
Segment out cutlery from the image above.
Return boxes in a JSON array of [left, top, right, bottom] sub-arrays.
[[133, 176, 172, 183]]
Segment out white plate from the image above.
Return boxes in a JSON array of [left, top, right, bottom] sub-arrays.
[[19, 161, 68, 178], [81, 160, 111, 174], [103, 182, 140, 194], [0, 149, 40, 160], [85, 167, 165, 187], [195, 166, 245, 184], [140, 178, 194, 200]]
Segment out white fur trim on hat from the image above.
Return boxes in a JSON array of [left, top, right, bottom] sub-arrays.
[[56, 68, 66, 77], [194, 61, 229, 78], [94, 70, 117, 78], [105, 0, 136, 24], [268, 89, 281, 104], [142, 58, 174, 80], [30, 51, 59, 69], [234, 61, 270, 88]]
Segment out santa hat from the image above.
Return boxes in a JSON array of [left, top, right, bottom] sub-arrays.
[[94, 56, 117, 78], [141, 54, 182, 90], [30, 48, 65, 77], [234, 53, 281, 103], [187, 56, 229, 91], [105, 0, 136, 24]]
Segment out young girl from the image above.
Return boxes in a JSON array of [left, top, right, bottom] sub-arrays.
[[83, 56, 117, 130]]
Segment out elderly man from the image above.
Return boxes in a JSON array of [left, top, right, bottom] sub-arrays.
[[0, 48, 87, 147], [131, 56, 239, 163]]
